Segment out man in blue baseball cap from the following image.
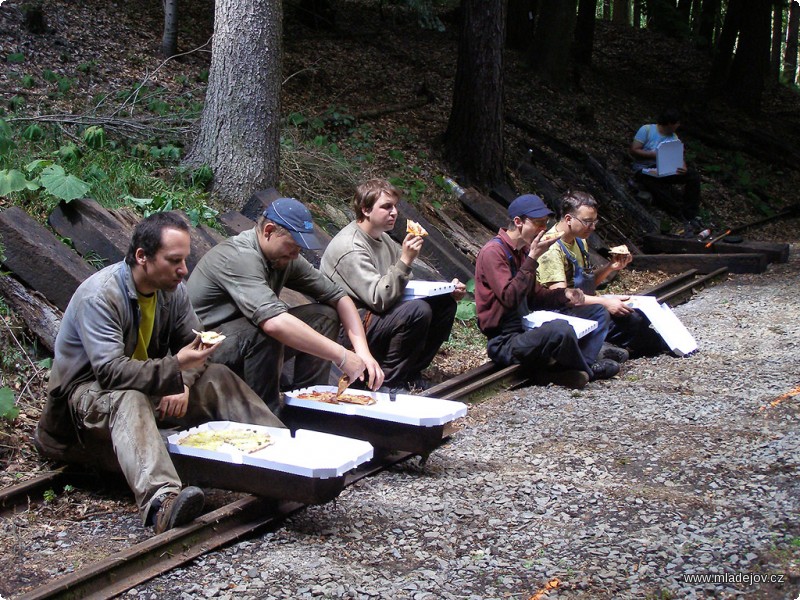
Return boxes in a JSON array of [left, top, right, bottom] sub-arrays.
[[188, 197, 384, 414], [473, 193, 617, 389]]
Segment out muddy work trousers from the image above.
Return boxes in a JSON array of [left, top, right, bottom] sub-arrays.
[[69, 363, 283, 524], [210, 304, 340, 415]]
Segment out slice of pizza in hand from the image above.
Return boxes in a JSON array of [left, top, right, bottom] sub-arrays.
[[406, 219, 428, 237], [192, 328, 227, 346], [608, 244, 631, 257]]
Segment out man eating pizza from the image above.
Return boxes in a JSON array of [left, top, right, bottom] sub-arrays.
[[321, 178, 467, 394]]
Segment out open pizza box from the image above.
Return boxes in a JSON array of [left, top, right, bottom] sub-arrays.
[[167, 421, 373, 504], [282, 385, 468, 455]]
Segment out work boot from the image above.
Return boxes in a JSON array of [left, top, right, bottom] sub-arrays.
[[599, 343, 630, 364], [153, 486, 205, 534], [533, 369, 590, 390], [589, 359, 620, 381]]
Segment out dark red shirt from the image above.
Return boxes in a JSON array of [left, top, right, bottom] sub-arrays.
[[475, 228, 569, 334]]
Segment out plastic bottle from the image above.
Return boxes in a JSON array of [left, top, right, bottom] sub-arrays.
[[443, 176, 466, 199], [697, 229, 712, 241]]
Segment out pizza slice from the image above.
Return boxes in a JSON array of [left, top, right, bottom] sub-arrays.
[[608, 244, 630, 257], [406, 219, 428, 237], [192, 328, 227, 346]]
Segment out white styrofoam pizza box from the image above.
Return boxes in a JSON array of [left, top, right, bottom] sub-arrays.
[[284, 385, 468, 427], [401, 280, 456, 300], [167, 421, 373, 479]]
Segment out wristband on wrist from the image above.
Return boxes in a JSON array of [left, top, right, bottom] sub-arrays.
[[336, 348, 347, 371]]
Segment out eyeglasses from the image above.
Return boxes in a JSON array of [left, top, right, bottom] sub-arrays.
[[569, 214, 599, 228]]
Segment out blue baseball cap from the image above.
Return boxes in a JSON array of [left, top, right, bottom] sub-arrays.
[[263, 198, 322, 250], [508, 194, 553, 220]]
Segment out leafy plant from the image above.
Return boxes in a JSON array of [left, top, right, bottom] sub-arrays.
[[83, 125, 106, 150], [0, 387, 19, 421], [6, 52, 25, 64], [43, 488, 56, 503], [22, 123, 44, 141], [455, 279, 477, 322]]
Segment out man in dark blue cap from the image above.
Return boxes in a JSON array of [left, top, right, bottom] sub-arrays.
[[473, 194, 618, 389], [188, 197, 384, 414]]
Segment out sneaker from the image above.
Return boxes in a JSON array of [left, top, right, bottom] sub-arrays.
[[589, 359, 620, 381], [533, 369, 590, 390], [153, 486, 205, 534], [599, 343, 629, 364]]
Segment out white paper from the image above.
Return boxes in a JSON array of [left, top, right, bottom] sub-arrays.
[[618, 295, 698, 356], [522, 310, 599, 339], [401, 280, 456, 300]]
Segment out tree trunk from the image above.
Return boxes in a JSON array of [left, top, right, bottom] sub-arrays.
[[161, 0, 179, 58], [603, 0, 611, 20], [633, 0, 642, 28], [770, 2, 785, 83], [723, 0, 772, 114], [185, 0, 283, 210], [443, 0, 506, 190], [697, 0, 719, 49], [529, 0, 578, 87], [506, 0, 538, 50], [677, 0, 691, 26], [613, 0, 629, 24], [709, 0, 743, 91], [574, 0, 598, 66], [785, 0, 800, 84]]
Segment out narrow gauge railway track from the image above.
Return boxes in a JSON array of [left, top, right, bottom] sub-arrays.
[[3, 267, 724, 600]]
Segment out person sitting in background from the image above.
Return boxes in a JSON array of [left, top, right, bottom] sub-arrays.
[[187, 197, 383, 415], [629, 108, 702, 233], [35, 212, 284, 534], [321, 179, 466, 393], [474, 194, 619, 389], [537, 190, 668, 359]]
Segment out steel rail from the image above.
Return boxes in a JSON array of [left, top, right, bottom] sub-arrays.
[[15, 451, 414, 600]]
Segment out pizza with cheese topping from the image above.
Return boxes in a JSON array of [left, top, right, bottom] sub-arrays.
[[192, 329, 226, 345], [177, 428, 273, 453], [406, 220, 428, 237], [295, 390, 377, 406]]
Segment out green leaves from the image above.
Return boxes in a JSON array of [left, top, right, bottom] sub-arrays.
[[39, 164, 91, 201], [0, 387, 19, 422], [82, 125, 106, 149], [0, 169, 38, 195]]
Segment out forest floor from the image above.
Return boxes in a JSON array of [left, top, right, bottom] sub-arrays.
[[0, 0, 799, 597]]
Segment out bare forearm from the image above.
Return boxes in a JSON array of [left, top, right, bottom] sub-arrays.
[[261, 312, 342, 362]]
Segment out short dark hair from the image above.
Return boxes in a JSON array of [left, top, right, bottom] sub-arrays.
[[353, 179, 400, 221], [125, 212, 189, 266], [657, 108, 681, 126], [558, 190, 598, 219]]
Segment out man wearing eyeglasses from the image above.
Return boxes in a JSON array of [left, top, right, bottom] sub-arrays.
[[537, 191, 666, 359], [187, 198, 384, 415], [474, 194, 618, 389]]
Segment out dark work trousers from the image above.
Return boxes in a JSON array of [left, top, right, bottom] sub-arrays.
[[557, 304, 611, 365], [487, 312, 604, 376], [635, 169, 701, 220], [210, 304, 340, 415], [352, 295, 457, 387], [606, 308, 668, 358]]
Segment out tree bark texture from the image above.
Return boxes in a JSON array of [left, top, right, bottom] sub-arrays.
[[506, 0, 537, 50], [633, 0, 642, 28], [697, 0, 719, 49], [161, 0, 178, 58], [444, 0, 506, 190], [724, 0, 772, 114], [771, 2, 785, 83], [186, 0, 283, 210], [574, 0, 598, 66], [529, 0, 577, 87], [613, 0, 629, 25], [677, 0, 692, 26], [603, 0, 611, 20], [785, 0, 799, 84], [709, 0, 743, 90]]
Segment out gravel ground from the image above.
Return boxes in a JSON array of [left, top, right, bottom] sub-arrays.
[[120, 246, 800, 600]]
